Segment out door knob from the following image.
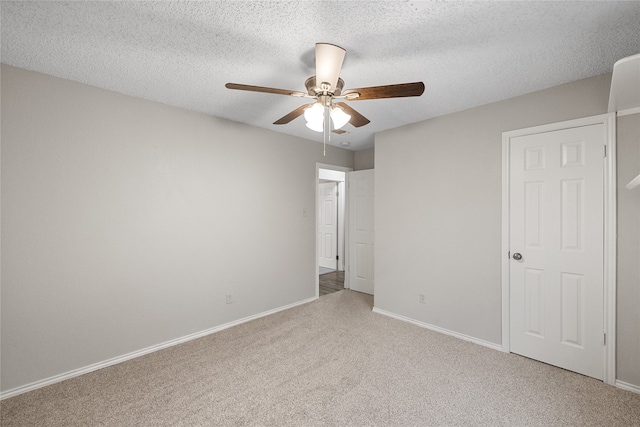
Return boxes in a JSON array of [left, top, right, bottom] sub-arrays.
[[513, 253, 523, 261]]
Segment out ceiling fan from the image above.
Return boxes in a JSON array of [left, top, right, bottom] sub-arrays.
[[225, 43, 425, 138]]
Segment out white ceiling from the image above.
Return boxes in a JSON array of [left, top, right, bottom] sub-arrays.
[[2, 1, 639, 151]]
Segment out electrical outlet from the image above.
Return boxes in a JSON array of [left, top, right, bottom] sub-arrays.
[[225, 294, 233, 304], [419, 293, 426, 304]]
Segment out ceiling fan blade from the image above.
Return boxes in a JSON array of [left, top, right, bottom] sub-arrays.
[[342, 82, 425, 100], [332, 129, 348, 135], [226, 83, 306, 97], [273, 104, 311, 125], [336, 102, 370, 128], [315, 43, 346, 93]]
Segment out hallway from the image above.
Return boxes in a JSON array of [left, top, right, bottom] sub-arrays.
[[319, 270, 344, 296]]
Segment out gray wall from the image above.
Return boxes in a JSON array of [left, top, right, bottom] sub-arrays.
[[375, 73, 639, 386], [0, 65, 354, 393], [354, 147, 375, 170], [617, 113, 640, 386]]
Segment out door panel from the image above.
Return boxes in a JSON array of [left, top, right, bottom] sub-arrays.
[[509, 124, 604, 380], [560, 272, 583, 347], [524, 268, 544, 338], [348, 170, 374, 295], [524, 181, 543, 248]]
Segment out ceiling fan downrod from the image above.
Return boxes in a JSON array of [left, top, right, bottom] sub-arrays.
[[324, 104, 331, 156]]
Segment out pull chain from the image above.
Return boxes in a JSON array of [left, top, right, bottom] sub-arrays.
[[323, 106, 330, 156]]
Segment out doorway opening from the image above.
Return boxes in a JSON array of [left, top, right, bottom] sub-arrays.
[[316, 164, 351, 297]]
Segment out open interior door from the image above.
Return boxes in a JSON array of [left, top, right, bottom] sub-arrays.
[[318, 182, 338, 270]]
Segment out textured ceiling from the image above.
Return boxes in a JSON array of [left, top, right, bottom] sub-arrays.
[[2, 1, 639, 151]]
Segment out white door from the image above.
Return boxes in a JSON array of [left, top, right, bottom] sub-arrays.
[[318, 182, 338, 270], [509, 124, 605, 380], [348, 170, 374, 295]]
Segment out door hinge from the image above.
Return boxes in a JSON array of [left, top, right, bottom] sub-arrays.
[[508, 251, 511, 259], [603, 333, 607, 345], [603, 145, 607, 158], [336, 255, 339, 260]]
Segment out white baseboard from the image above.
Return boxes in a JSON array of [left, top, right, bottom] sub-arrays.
[[1, 296, 318, 400], [616, 380, 640, 394], [372, 307, 503, 352], [372, 308, 640, 392]]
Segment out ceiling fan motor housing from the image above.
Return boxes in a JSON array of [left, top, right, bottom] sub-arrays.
[[305, 76, 344, 97]]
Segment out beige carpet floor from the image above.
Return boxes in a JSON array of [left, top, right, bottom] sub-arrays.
[[1, 290, 639, 426]]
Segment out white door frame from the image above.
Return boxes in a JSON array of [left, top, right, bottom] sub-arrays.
[[316, 163, 353, 298], [501, 113, 617, 385]]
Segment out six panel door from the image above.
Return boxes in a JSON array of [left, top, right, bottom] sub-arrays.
[[509, 124, 605, 380], [318, 182, 338, 270]]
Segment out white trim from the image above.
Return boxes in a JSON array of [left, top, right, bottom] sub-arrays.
[[617, 106, 640, 117], [501, 129, 512, 353], [501, 113, 617, 385], [315, 163, 353, 295], [615, 380, 640, 394], [0, 296, 318, 400], [372, 307, 502, 352], [602, 113, 617, 385]]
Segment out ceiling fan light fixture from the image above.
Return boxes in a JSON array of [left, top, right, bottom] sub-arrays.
[[305, 120, 324, 132], [330, 105, 351, 129], [304, 103, 325, 132]]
